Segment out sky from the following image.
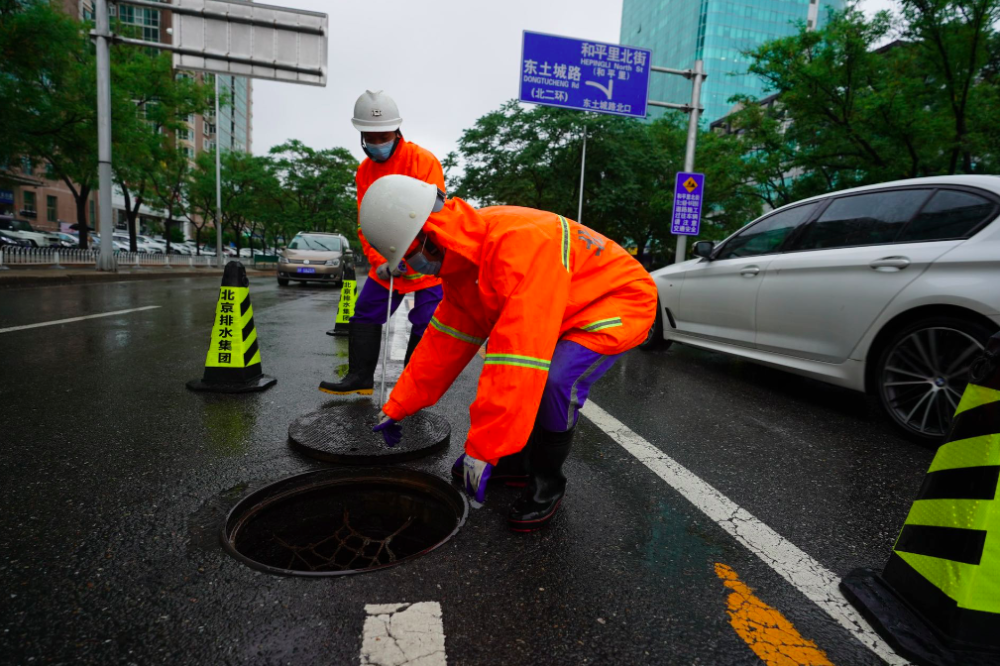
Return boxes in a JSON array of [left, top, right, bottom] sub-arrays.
[[252, 0, 898, 164]]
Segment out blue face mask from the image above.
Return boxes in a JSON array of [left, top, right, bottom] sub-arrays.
[[364, 140, 396, 163], [407, 251, 442, 276]]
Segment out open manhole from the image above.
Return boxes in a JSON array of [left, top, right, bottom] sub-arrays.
[[221, 468, 467, 577]]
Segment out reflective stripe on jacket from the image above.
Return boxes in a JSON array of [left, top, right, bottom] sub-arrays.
[[383, 200, 657, 464], [355, 137, 444, 294]]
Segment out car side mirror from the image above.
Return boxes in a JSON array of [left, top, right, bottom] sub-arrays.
[[692, 240, 715, 259]]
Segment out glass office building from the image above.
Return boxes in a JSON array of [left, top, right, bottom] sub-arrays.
[[620, 0, 844, 123]]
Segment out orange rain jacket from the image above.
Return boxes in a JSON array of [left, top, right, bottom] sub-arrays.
[[382, 199, 657, 464], [356, 137, 445, 294]]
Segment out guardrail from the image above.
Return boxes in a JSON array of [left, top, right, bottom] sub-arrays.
[[0, 246, 219, 269]]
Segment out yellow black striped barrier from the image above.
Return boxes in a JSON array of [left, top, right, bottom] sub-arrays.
[[187, 261, 276, 393], [327, 264, 357, 337], [841, 331, 1000, 666]]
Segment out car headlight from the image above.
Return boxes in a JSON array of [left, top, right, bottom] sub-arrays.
[[325, 259, 340, 267]]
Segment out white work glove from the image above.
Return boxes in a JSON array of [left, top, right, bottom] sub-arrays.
[[376, 262, 408, 280], [463, 455, 494, 507]]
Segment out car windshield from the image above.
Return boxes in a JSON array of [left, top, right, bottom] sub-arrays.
[[288, 234, 341, 251], [0, 219, 33, 232]]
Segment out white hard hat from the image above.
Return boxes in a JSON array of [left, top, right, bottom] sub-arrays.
[[360, 175, 438, 267], [352, 90, 402, 133]]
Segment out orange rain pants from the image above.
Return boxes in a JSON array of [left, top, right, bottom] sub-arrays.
[[355, 137, 445, 294], [382, 199, 657, 464]]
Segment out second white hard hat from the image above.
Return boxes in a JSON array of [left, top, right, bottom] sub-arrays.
[[359, 175, 438, 268], [352, 90, 402, 133]]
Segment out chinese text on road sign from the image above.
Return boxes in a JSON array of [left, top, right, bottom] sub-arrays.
[[671, 172, 704, 236], [519, 31, 652, 118]]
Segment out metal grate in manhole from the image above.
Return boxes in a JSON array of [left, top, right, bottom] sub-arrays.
[[221, 468, 467, 577], [288, 403, 450, 464]]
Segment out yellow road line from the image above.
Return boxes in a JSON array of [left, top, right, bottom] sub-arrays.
[[715, 563, 834, 666]]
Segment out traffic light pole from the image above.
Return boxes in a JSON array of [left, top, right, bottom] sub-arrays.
[[648, 59, 705, 263]]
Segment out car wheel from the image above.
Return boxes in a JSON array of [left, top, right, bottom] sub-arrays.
[[638, 299, 670, 351], [277, 278, 289, 286], [876, 316, 996, 444]]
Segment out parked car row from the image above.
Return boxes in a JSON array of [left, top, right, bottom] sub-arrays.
[[644, 175, 1000, 444], [0, 216, 63, 247]]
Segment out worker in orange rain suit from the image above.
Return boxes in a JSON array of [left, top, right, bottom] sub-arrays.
[[319, 90, 444, 396], [363, 175, 657, 531]]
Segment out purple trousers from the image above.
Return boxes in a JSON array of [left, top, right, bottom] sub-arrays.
[[536, 340, 622, 433], [350, 278, 442, 338]]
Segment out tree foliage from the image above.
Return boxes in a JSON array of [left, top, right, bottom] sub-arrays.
[[728, 2, 1000, 201], [449, 101, 760, 263]]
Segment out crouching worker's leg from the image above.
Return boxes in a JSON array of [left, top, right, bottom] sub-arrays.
[[508, 340, 621, 532]]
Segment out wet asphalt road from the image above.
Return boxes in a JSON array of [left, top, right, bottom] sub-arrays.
[[0, 275, 935, 666]]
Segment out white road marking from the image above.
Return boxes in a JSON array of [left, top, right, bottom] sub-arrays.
[[0, 305, 161, 334], [361, 602, 447, 666], [581, 400, 911, 666]]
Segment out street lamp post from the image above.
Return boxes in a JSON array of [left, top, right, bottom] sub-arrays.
[[94, 0, 117, 271]]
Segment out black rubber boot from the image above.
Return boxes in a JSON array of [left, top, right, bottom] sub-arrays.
[[403, 331, 421, 366], [451, 446, 531, 487], [318, 322, 382, 395], [507, 427, 574, 532]]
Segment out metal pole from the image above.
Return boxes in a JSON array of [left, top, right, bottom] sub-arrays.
[[577, 129, 586, 223], [674, 59, 704, 264], [214, 76, 224, 268], [379, 274, 394, 405], [95, 0, 116, 272]]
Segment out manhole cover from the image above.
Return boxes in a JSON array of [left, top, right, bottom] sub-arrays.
[[288, 403, 450, 464], [221, 468, 467, 577]]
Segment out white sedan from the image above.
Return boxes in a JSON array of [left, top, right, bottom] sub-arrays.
[[645, 175, 1000, 442]]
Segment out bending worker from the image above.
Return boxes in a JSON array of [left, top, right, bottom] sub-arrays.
[[364, 175, 657, 531], [319, 90, 444, 395]]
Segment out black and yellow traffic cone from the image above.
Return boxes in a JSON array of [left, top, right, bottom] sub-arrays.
[[326, 264, 357, 337], [841, 330, 1000, 666], [186, 260, 276, 393]]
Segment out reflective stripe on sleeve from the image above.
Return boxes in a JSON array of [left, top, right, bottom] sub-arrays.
[[582, 317, 623, 332], [484, 353, 551, 371], [558, 215, 570, 273], [429, 317, 485, 345]]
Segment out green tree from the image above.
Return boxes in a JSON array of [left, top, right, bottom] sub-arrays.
[[183, 150, 220, 254], [899, 0, 1000, 173], [268, 139, 358, 236], [730, 2, 1000, 197], [449, 101, 758, 263]]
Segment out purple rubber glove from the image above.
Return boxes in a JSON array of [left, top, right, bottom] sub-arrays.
[[463, 455, 493, 506], [373, 410, 402, 448]]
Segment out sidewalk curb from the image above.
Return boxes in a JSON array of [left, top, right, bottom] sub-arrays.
[[0, 269, 275, 289]]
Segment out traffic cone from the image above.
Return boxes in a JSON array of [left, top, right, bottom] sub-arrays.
[[326, 264, 357, 337], [841, 331, 1000, 666], [187, 260, 276, 393]]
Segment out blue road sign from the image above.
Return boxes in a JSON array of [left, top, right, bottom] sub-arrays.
[[671, 172, 705, 236], [519, 31, 652, 118], [0, 190, 13, 205]]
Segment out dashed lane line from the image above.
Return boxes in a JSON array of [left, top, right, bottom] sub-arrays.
[[581, 400, 910, 666], [0, 305, 161, 334], [360, 602, 447, 666]]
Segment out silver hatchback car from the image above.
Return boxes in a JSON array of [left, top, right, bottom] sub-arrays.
[[277, 232, 352, 286]]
